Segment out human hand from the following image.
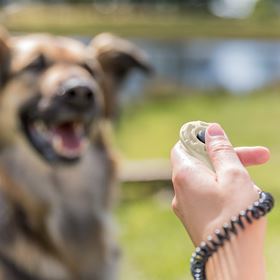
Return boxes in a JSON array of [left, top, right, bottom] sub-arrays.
[[171, 123, 270, 246]]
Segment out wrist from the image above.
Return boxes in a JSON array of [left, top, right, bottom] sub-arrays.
[[190, 192, 273, 279], [206, 218, 267, 280], [202, 188, 260, 243]]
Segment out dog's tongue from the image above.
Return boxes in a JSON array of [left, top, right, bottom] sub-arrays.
[[53, 122, 81, 149]]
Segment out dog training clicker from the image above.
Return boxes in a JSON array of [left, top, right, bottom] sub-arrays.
[[179, 121, 213, 171]]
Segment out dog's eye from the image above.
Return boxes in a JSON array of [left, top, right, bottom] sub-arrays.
[[81, 63, 96, 77], [25, 55, 47, 72]]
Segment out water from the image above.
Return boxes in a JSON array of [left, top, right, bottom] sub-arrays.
[[128, 39, 280, 95], [82, 37, 280, 98]]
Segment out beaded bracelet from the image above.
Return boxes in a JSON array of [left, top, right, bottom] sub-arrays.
[[190, 191, 274, 280]]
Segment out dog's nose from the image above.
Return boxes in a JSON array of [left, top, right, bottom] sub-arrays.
[[61, 82, 95, 109], [65, 86, 94, 106]]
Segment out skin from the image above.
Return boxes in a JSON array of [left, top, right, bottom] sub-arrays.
[[171, 123, 268, 280]]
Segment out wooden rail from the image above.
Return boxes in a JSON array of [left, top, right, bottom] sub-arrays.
[[119, 158, 172, 183]]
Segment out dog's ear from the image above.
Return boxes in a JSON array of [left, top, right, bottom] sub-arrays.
[[90, 33, 152, 80], [88, 33, 152, 118], [0, 27, 10, 86]]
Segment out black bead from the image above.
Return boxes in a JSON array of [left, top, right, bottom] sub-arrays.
[[190, 191, 274, 280]]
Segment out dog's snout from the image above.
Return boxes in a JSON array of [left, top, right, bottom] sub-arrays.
[[65, 86, 94, 104], [60, 80, 95, 109]]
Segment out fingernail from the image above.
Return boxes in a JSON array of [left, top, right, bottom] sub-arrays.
[[207, 124, 224, 136]]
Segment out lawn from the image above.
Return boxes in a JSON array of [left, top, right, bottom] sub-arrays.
[[115, 91, 280, 280]]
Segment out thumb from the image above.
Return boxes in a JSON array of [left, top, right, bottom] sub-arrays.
[[205, 123, 245, 176]]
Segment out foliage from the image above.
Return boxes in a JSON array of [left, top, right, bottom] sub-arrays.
[[4, 4, 280, 39]]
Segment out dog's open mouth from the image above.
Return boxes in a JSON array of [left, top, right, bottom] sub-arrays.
[[19, 94, 97, 163], [27, 119, 89, 162], [50, 122, 86, 158]]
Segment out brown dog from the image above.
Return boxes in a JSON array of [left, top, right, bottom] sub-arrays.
[[0, 29, 151, 279]]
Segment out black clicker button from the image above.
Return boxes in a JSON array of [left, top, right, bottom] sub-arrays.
[[197, 130, 206, 143]]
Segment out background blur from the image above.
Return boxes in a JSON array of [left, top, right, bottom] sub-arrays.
[[2, 0, 280, 279]]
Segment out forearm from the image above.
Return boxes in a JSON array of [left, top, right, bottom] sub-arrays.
[[206, 218, 267, 280]]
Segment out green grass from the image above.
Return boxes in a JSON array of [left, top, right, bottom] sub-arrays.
[[3, 4, 280, 39], [118, 194, 191, 280], [115, 91, 280, 279]]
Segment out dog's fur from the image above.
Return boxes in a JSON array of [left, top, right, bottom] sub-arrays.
[[0, 28, 150, 280]]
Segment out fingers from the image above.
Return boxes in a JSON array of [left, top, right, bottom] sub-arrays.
[[171, 141, 214, 173], [171, 142, 203, 175], [235, 146, 270, 167], [171, 123, 270, 188], [172, 144, 270, 169], [171, 142, 214, 189], [205, 123, 247, 177]]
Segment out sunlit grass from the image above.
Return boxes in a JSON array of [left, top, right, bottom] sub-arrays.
[[116, 91, 280, 279], [3, 4, 280, 39], [118, 194, 192, 280]]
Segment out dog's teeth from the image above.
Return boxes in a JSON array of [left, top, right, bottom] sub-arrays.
[[35, 121, 44, 131], [52, 135, 63, 152], [34, 121, 50, 140], [64, 148, 80, 158], [74, 122, 84, 136], [80, 139, 88, 151]]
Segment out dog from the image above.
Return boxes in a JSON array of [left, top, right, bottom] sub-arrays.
[[0, 28, 151, 279]]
